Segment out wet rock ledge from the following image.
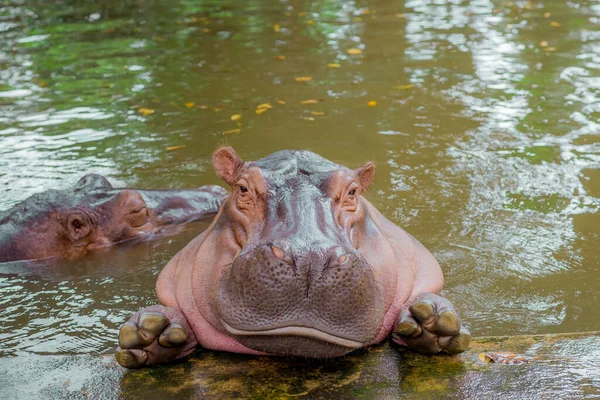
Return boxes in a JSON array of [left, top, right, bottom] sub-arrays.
[[1, 331, 599, 399]]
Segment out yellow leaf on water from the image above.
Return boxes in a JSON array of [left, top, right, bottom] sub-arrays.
[[544, 47, 557, 52], [540, 41, 548, 47], [256, 108, 268, 115], [257, 103, 272, 109], [273, 23, 281, 32], [295, 76, 312, 82], [311, 111, 325, 116], [302, 116, 315, 121], [231, 114, 242, 121], [353, 17, 363, 22], [395, 84, 414, 90], [277, 100, 286, 105], [185, 102, 195, 108], [368, 100, 377, 107], [479, 352, 528, 365], [300, 99, 318, 104], [544, 12, 551, 18], [274, 55, 286, 61], [202, 28, 211, 33], [223, 129, 240, 135], [347, 48, 362, 55], [394, 13, 406, 18], [306, 20, 314, 25], [166, 145, 186, 151], [327, 63, 341, 68], [550, 21, 561, 27], [138, 108, 155, 116]]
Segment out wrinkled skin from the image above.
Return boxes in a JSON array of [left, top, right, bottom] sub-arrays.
[[0, 174, 227, 262], [116, 148, 471, 368]]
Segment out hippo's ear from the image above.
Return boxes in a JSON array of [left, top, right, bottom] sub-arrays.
[[213, 147, 244, 186], [75, 174, 113, 192], [67, 213, 93, 242], [355, 161, 375, 190]]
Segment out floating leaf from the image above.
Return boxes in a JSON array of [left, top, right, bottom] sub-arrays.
[[302, 116, 315, 121], [223, 129, 240, 135], [540, 41, 548, 47], [166, 145, 186, 151], [274, 55, 286, 61], [306, 19, 314, 25], [295, 76, 312, 82], [544, 47, 557, 52], [197, 105, 208, 109], [347, 48, 362, 55], [273, 23, 281, 32], [478, 352, 528, 365], [257, 103, 272, 110], [394, 84, 414, 90], [327, 63, 341, 68], [231, 114, 242, 121], [368, 100, 377, 107], [353, 17, 363, 22], [544, 12, 551, 18], [311, 111, 325, 116], [394, 13, 406, 18], [138, 108, 155, 116], [185, 102, 195, 108], [202, 28, 211, 33], [277, 100, 286, 105], [300, 99, 318, 104], [550, 21, 561, 27], [255, 108, 268, 115]]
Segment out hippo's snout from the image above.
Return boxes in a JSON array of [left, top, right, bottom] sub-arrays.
[[216, 243, 385, 357]]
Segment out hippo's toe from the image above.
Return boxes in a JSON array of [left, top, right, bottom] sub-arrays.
[[392, 292, 471, 355], [116, 305, 198, 369]]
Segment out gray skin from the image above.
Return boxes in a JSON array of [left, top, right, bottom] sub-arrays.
[[115, 148, 471, 368], [0, 174, 228, 262]]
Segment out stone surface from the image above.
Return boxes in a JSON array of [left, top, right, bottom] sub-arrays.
[[1, 332, 599, 399]]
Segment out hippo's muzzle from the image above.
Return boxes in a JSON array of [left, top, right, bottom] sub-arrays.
[[216, 243, 385, 357]]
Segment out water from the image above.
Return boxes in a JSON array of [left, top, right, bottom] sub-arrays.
[[0, 0, 598, 359]]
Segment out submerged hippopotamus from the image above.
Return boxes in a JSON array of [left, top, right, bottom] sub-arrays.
[[0, 174, 227, 262], [115, 148, 471, 368]]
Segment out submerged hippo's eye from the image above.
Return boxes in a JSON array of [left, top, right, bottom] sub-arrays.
[[128, 207, 149, 227]]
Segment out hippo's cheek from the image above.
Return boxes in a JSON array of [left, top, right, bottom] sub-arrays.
[[214, 247, 385, 358]]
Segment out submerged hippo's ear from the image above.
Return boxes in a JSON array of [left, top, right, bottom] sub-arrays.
[[213, 147, 244, 186], [75, 174, 113, 192], [67, 213, 93, 242], [355, 161, 375, 190]]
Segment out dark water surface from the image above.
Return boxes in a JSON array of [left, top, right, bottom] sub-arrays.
[[0, 0, 598, 362]]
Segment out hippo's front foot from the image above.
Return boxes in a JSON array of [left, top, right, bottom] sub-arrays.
[[116, 305, 197, 369], [391, 292, 471, 355]]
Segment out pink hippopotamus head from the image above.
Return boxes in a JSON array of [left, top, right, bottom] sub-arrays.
[[211, 147, 381, 357]]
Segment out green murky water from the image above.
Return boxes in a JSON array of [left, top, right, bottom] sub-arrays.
[[0, 0, 598, 383]]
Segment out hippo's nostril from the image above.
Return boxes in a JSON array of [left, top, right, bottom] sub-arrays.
[[337, 254, 349, 265]]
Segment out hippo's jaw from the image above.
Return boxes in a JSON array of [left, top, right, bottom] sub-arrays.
[[221, 323, 362, 358]]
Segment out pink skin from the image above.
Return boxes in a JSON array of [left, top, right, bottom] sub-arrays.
[[154, 198, 443, 354]]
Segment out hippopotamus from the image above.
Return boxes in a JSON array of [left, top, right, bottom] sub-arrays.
[[115, 148, 471, 368], [0, 174, 227, 262]]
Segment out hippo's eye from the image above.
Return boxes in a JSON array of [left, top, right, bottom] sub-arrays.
[[240, 185, 248, 193], [128, 207, 149, 227], [348, 189, 356, 196]]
